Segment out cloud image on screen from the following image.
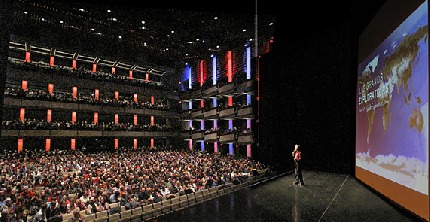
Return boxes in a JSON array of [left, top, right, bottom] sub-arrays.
[[356, 1, 428, 195]]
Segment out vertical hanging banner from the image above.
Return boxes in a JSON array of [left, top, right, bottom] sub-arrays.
[[19, 108, 25, 123], [18, 139, 23, 153], [48, 84, 54, 95], [94, 112, 98, 125], [21, 80, 28, 91], [45, 139, 51, 152], [72, 87, 78, 99], [71, 139, 76, 150], [47, 109, 52, 123], [71, 112, 77, 123]]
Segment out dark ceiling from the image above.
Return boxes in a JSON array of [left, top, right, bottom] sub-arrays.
[[9, 0, 387, 72], [12, 0, 276, 71]]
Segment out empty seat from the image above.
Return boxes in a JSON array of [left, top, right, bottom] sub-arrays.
[[93, 216, 108, 222], [141, 204, 154, 221], [84, 213, 96, 221], [119, 209, 132, 222], [186, 193, 196, 206], [130, 207, 142, 222], [169, 196, 181, 211], [108, 213, 120, 222], [178, 195, 189, 210], [202, 188, 212, 200], [61, 213, 73, 222], [151, 201, 163, 218], [194, 191, 204, 203]]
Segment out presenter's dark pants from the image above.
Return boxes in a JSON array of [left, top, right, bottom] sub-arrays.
[[294, 161, 304, 185]]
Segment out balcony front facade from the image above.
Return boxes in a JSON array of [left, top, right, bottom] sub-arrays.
[[177, 45, 260, 157]]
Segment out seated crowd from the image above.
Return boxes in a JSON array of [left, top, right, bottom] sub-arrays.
[[8, 59, 169, 91], [2, 119, 174, 132], [0, 148, 269, 221], [4, 87, 170, 111]]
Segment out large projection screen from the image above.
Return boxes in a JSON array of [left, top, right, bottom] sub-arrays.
[[356, 0, 429, 220]]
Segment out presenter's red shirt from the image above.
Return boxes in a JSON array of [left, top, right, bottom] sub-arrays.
[[294, 151, 301, 161]]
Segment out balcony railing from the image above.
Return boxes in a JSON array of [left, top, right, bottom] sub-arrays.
[[237, 134, 253, 145], [191, 109, 204, 119], [236, 80, 253, 94], [218, 106, 236, 119], [191, 131, 204, 140], [218, 82, 235, 95], [236, 106, 253, 119], [1, 130, 176, 137], [204, 131, 218, 142], [203, 108, 218, 119], [219, 132, 235, 143], [203, 85, 218, 97]]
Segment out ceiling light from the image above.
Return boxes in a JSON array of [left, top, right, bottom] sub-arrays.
[[107, 9, 111, 12], [185, 54, 189, 56], [216, 45, 220, 49], [171, 30, 175, 34], [60, 20, 64, 24], [249, 38, 253, 41], [118, 36, 122, 39], [141, 21, 145, 24], [269, 22, 274, 26], [243, 29, 246, 32], [24, 11, 27, 14], [187, 41, 194, 44], [41, 18, 45, 21], [112, 18, 117, 21], [165, 48, 169, 51], [90, 28, 94, 31], [196, 38, 200, 41], [144, 42, 147, 46], [79, 9, 84, 12], [141, 26, 146, 30], [214, 17, 218, 20]]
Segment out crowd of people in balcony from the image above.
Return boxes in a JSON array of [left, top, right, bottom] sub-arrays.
[[8, 58, 169, 91], [2, 119, 175, 132], [183, 126, 252, 136], [4, 86, 170, 111], [0, 148, 269, 222]]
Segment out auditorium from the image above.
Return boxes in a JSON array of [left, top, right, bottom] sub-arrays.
[[0, 0, 428, 221]]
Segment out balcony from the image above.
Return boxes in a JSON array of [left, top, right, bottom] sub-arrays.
[[237, 134, 253, 145], [218, 106, 236, 119], [180, 130, 191, 139], [4, 97, 177, 117], [236, 106, 253, 119], [218, 132, 235, 143], [180, 110, 192, 120], [203, 107, 218, 119], [1, 130, 177, 137], [181, 88, 202, 100], [191, 109, 204, 119], [191, 131, 204, 140], [203, 85, 218, 97], [204, 131, 218, 142], [218, 82, 235, 95], [236, 80, 253, 94]]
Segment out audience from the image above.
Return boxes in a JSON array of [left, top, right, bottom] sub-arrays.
[[0, 148, 269, 221]]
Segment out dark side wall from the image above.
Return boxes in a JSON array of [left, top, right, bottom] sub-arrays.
[[257, 18, 358, 174]]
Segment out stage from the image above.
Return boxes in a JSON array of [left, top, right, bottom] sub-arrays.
[[155, 170, 421, 222]]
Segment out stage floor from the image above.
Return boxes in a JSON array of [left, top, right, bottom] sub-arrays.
[[155, 170, 421, 222]]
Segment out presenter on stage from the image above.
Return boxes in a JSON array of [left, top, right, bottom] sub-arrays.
[[292, 144, 304, 186]]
